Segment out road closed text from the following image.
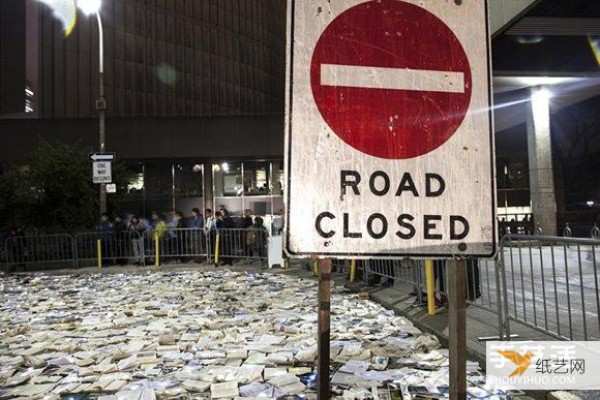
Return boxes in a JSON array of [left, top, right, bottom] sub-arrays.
[[314, 170, 471, 241]]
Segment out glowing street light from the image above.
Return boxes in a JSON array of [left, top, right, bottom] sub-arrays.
[[77, 0, 101, 16], [532, 87, 552, 104], [531, 86, 552, 134], [77, 0, 107, 215]]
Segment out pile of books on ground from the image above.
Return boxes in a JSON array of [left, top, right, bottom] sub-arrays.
[[0, 270, 513, 399]]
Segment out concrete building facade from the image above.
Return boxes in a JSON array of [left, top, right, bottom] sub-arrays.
[[0, 0, 287, 216]]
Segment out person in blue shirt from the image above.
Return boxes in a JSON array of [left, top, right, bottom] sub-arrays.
[[149, 211, 160, 229], [185, 207, 204, 260], [97, 213, 113, 265], [188, 207, 204, 229]]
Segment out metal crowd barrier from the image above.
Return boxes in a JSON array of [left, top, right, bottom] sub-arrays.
[[426, 259, 498, 313], [3, 228, 270, 272], [360, 235, 600, 341], [75, 231, 142, 267], [142, 228, 269, 266], [206, 228, 269, 265], [4, 234, 76, 272], [143, 228, 209, 266], [497, 234, 600, 341], [363, 258, 497, 312], [364, 258, 418, 284]]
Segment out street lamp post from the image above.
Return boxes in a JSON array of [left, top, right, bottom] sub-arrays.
[[96, 11, 107, 215], [79, 0, 107, 215]]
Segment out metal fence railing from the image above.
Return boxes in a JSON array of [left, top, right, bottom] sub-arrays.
[[207, 228, 269, 265], [4, 228, 270, 272], [4, 234, 76, 271], [498, 234, 600, 341], [144, 228, 209, 265], [364, 258, 419, 285], [74, 231, 143, 267], [363, 258, 496, 311], [362, 235, 600, 342]]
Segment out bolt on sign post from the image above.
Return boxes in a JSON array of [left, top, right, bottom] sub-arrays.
[[284, 1, 495, 399]]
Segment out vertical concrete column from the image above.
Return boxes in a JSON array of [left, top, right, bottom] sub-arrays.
[[527, 88, 557, 235], [203, 161, 214, 212]]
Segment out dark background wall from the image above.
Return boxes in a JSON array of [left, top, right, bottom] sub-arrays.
[[0, 115, 284, 163], [0, 1, 26, 115], [35, 0, 286, 119]]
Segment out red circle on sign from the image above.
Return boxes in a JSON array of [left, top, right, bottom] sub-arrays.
[[310, 0, 472, 160]]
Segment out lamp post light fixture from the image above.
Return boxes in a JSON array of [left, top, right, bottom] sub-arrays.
[[78, 0, 107, 215]]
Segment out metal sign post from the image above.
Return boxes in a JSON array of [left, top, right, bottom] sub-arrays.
[[317, 258, 332, 399], [448, 259, 468, 400]]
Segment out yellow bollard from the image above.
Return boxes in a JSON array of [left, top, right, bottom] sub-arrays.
[[349, 259, 357, 283], [154, 235, 160, 267], [313, 258, 319, 277], [214, 233, 221, 265], [425, 259, 436, 316], [97, 239, 102, 268]]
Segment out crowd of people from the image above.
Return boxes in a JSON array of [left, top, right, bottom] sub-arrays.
[[96, 206, 271, 266]]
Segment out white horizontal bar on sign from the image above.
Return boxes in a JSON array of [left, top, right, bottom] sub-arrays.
[[320, 64, 465, 94]]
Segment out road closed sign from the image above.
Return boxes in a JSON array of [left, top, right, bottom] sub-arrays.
[[285, 0, 496, 257]]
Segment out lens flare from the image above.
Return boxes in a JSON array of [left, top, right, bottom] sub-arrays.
[[156, 63, 178, 85], [588, 36, 600, 66], [37, 0, 77, 37], [515, 35, 544, 45]]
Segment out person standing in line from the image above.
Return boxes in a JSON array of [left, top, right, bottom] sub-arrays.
[[113, 215, 128, 266], [217, 208, 235, 266], [204, 208, 217, 261], [204, 208, 216, 230], [189, 208, 204, 229], [188, 207, 204, 258], [166, 210, 184, 261], [97, 213, 113, 266], [152, 213, 169, 265], [5, 227, 24, 268], [146, 212, 159, 263], [240, 209, 253, 260], [250, 216, 269, 258], [128, 216, 146, 266], [149, 211, 160, 229]]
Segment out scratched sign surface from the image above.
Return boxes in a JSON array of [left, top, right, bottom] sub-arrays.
[[284, 0, 496, 258]]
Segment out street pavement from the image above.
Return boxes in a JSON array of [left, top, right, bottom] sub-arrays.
[[500, 245, 600, 341]]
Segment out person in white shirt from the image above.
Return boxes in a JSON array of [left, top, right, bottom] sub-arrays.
[[204, 208, 216, 231], [204, 208, 218, 263]]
